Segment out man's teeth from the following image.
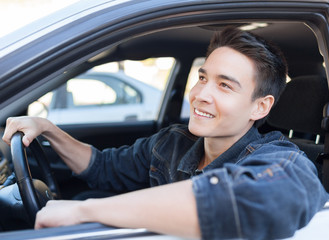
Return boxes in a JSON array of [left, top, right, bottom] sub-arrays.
[[195, 109, 214, 118]]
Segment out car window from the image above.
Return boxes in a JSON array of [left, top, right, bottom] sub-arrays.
[[67, 79, 117, 107], [28, 57, 175, 124], [66, 78, 141, 107]]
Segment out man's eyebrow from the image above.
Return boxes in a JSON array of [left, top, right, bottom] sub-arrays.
[[198, 67, 242, 88], [219, 74, 242, 88], [198, 67, 206, 74]]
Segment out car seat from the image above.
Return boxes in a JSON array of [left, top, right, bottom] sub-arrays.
[[267, 75, 329, 182]]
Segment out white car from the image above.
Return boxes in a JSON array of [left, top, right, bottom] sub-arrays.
[[28, 71, 188, 124]]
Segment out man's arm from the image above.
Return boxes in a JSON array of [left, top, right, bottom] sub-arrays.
[[2, 116, 91, 174], [29, 141, 328, 240], [35, 179, 201, 239]]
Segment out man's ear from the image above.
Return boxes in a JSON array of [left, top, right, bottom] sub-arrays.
[[251, 95, 275, 121]]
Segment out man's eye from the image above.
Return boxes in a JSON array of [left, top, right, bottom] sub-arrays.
[[199, 76, 206, 82], [220, 82, 232, 89]]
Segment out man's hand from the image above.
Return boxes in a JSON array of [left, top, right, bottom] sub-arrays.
[[35, 200, 86, 229], [2, 116, 92, 174], [2, 116, 49, 147]]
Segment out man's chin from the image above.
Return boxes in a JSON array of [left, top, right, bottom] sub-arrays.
[[188, 122, 207, 137]]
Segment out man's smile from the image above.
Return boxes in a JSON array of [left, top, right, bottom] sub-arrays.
[[194, 108, 215, 118]]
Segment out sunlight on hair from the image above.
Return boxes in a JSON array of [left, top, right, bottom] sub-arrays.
[[239, 23, 268, 31]]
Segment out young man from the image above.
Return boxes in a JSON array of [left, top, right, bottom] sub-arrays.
[[3, 27, 328, 240]]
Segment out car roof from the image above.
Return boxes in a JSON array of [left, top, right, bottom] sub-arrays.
[[0, 0, 326, 56]]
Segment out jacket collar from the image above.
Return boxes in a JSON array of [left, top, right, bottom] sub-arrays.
[[177, 126, 261, 176]]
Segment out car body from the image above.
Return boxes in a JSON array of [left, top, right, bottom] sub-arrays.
[[0, 0, 329, 239]]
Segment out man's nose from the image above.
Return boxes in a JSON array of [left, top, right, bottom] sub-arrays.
[[195, 83, 214, 103]]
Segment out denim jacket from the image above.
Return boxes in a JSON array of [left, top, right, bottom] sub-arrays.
[[77, 124, 328, 240]]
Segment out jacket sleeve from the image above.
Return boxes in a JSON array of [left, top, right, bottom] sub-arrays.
[[75, 130, 165, 193], [192, 144, 328, 240]]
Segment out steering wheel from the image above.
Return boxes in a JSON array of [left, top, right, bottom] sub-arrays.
[[10, 132, 61, 223]]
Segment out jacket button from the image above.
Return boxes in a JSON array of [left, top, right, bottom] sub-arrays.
[[210, 176, 219, 185]]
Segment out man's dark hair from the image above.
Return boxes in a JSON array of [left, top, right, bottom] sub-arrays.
[[206, 27, 288, 127]]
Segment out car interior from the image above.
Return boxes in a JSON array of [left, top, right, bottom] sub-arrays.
[[1, 16, 329, 234]]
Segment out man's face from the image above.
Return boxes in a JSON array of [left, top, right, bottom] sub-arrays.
[[188, 46, 260, 141]]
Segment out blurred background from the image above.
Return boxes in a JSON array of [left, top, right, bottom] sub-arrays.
[[0, 0, 79, 38]]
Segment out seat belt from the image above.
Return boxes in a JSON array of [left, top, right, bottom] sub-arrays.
[[318, 103, 329, 192]]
